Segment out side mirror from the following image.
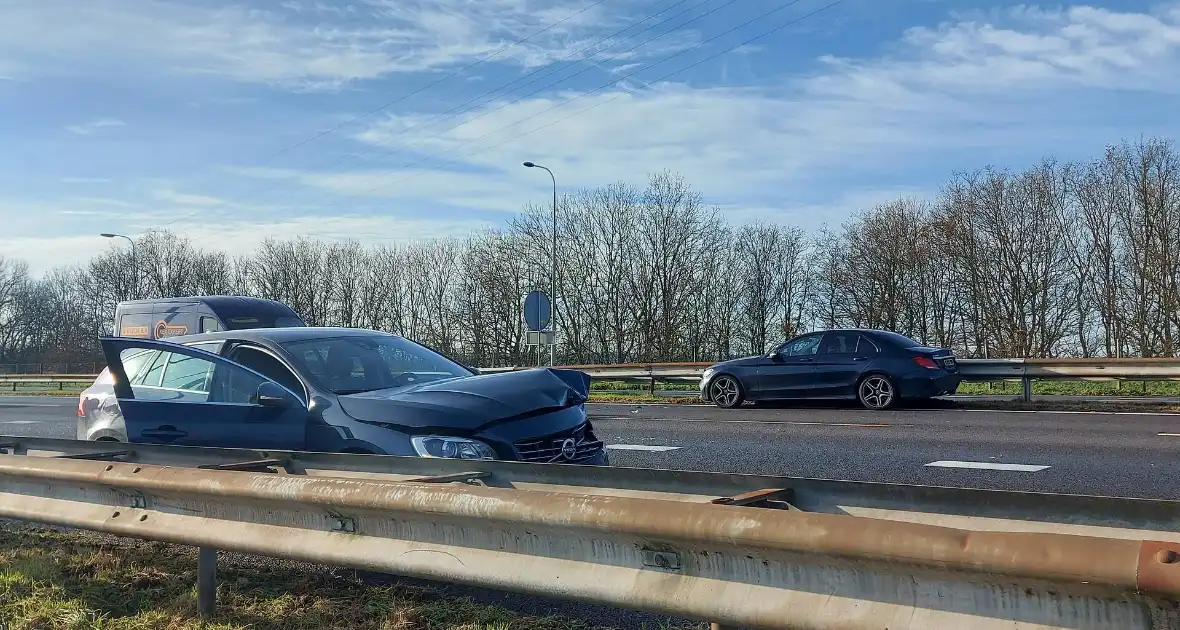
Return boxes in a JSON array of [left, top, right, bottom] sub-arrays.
[[255, 381, 294, 408], [467, 365, 481, 375]]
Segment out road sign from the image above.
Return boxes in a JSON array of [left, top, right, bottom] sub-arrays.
[[523, 290, 551, 332]]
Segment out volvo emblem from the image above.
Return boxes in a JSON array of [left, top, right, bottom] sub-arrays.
[[559, 438, 578, 461]]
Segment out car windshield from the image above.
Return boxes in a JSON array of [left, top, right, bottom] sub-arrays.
[[279, 335, 472, 394]]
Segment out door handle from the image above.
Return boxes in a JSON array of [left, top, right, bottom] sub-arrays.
[[141, 427, 188, 440], [853, 357, 868, 362], [800, 357, 815, 363]]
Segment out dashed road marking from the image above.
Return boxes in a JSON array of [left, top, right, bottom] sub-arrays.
[[0, 420, 41, 425], [594, 416, 895, 427], [606, 444, 681, 452], [1159, 433, 1180, 437], [925, 460, 1050, 472]]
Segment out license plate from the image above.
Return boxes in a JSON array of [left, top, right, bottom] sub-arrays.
[[943, 358, 956, 368]]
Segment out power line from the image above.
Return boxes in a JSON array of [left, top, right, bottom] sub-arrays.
[[160, 0, 710, 228], [355, 0, 845, 197], [207, 0, 730, 211], [262, 0, 611, 159]]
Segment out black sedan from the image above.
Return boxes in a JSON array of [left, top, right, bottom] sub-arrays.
[[79, 328, 608, 465], [699, 329, 960, 410]]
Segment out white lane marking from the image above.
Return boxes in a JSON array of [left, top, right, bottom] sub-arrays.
[[925, 460, 1050, 472], [593, 415, 896, 427], [606, 444, 681, 452], [952, 408, 1180, 417], [0, 420, 41, 425]]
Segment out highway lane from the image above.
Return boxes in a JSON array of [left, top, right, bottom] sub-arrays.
[[592, 402, 1180, 500], [3, 396, 1179, 498], [0, 396, 75, 438]]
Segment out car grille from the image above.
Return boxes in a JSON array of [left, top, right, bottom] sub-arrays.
[[514, 423, 604, 464]]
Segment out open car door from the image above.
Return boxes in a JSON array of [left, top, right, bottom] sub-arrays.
[[99, 337, 308, 450]]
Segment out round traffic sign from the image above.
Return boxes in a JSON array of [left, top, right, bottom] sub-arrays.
[[523, 290, 552, 331]]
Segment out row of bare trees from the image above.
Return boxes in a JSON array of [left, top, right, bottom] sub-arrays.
[[3, 137, 1179, 369]]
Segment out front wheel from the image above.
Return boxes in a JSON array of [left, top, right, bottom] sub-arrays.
[[709, 375, 745, 409], [858, 374, 897, 410]]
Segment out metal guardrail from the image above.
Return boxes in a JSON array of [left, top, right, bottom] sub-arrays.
[[7, 357, 1180, 400], [485, 358, 1180, 401], [0, 436, 1179, 629], [0, 374, 96, 392]]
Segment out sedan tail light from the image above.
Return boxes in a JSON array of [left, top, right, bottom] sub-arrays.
[[913, 356, 940, 370], [77, 394, 85, 417]]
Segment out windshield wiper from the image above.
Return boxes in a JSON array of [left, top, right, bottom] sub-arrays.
[[335, 388, 380, 395]]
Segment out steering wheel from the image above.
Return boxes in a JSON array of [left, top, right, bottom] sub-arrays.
[[387, 372, 419, 388]]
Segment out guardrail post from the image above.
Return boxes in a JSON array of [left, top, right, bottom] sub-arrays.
[[198, 546, 217, 617], [1022, 377, 1032, 402], [709, 623, 729, 630]]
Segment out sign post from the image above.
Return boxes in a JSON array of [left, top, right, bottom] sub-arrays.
[[523, 290, 554, 367]]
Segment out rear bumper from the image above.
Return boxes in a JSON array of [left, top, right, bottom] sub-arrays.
[[899, 373, 961, 399]]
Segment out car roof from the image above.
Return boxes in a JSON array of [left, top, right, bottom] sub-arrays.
[[162, 326, 399, 345], [116, 295, 299, 316]]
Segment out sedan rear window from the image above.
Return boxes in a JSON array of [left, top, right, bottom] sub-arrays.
[[874, 331, 922, 348]]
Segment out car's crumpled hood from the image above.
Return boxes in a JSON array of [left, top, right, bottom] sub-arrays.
[[336, 368, 591, 431]]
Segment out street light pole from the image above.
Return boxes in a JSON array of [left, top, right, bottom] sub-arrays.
[[523, 162, 557, 367], [100, 233, 137, 300]]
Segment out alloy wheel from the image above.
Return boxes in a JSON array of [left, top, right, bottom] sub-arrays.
[[859, 375, 895, 410], [710, 376, 742, 408]]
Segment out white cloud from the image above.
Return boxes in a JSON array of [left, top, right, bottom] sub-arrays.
[[0, 211, 495, 276], [8, 2, 1180, 274], [65, 118, 125, 135], [260, 2, 1180, 222], [0, 0, 677, 90], [151, 189, 228, 206], [60, 177, 113, 184]]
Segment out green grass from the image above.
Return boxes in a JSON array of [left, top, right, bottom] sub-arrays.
[[0, 526, 701, 630], [956, 380, 1180, 396]]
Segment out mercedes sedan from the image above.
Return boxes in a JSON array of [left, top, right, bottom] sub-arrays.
[[79, 328, 608, 465], [699, 329, 960, 410]]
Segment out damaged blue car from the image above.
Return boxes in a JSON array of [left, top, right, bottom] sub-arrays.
[[79, 327, 607, 465]]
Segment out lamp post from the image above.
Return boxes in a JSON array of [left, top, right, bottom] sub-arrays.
[[522, 161, 557, 367], [100, 233, 137, 301]]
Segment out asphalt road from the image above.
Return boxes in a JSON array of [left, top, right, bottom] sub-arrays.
[[3, 395, 1180, 627], [3, 395, 1178, 498]]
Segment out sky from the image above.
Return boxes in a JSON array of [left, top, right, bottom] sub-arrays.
[[1, 0, 1179, 275]]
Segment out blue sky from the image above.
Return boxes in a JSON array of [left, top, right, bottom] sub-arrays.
[[1, 0, 1178, 274]]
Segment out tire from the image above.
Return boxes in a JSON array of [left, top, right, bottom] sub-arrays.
[[857, 374, 897, 410], [709, 375, 745, 409]]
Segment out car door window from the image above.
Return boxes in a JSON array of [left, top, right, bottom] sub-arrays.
[[137, 351, 168, 386], [856, 336, 880, 357], [159, 352, 214, 394], [227, 346, 306, 402], [122, 348, 208, 402], [119, 346, 273, 406], [121, 349, 159, 383], [783, 335, 821, 357], [819, 332, 857, 355]]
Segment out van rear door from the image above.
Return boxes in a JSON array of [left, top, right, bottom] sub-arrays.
[[151, 302, 198, 339], [115, 309, 154, 338]]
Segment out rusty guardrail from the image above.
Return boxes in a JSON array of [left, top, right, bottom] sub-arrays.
[[1, 436, 1180, 628]]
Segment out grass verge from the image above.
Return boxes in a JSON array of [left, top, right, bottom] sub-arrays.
[[0, 526, 698, 630]]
